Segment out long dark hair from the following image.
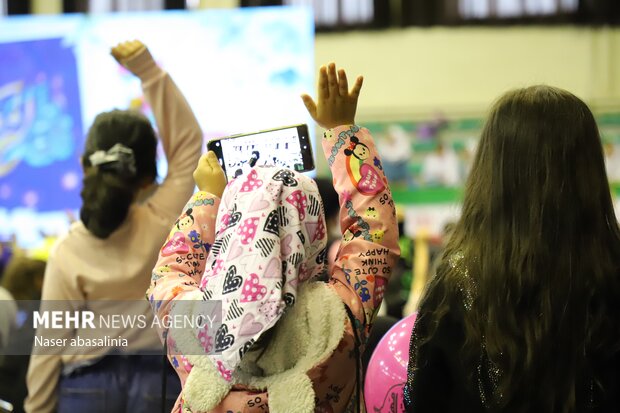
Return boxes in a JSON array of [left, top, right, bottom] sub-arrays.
[[80, 110, 157, 239], [418, 86, 620, 411]]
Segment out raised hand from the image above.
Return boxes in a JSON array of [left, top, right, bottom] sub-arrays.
[[110, 40, 146, 66], [301, 62, 363, 130], [193, 151, 227, 197]]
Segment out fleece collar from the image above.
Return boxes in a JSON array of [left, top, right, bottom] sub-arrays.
[[174, 281, 346, 413]]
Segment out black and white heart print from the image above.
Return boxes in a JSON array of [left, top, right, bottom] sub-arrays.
[[272, 170, 298, 187], [308, 195, 322, 217], [222, 265, 242, 294], [255, 238, 276, 257], [225, 299, 244, 321], [215, 323, 235, 352], [211, 233, 232, 258], [225, 205, 242, 229]]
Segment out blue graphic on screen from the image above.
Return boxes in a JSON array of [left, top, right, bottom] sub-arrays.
[[0, 38, 83, 212], [0, 8, 314, 248]]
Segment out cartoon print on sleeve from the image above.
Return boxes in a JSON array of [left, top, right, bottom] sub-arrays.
[[343, 136, 387, 196], [175, 207, 195, 231], [325, 127, 354, 167], [185, 192, 215, 209], [188, 229, 211, 254], [342, 196, 371, 242], [365, 207, 377, 219], [323, 125, 400, 333], [161, 231, 190, 257]]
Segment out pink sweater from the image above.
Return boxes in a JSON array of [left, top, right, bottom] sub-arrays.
[[24, 48, 202, 413], [149, 125, 400, 412]]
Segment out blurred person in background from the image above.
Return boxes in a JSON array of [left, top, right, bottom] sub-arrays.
[[0, 256, 46, 413], [421, 140, 462, 187], [378, 124, 413, 188], [1, 256, 45, 301], [25, 39, 202, 413], [0, 286, 17, 412], [604, 141, 620, 183]]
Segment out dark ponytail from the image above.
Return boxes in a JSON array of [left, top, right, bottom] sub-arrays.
[[80, 169, 136, 238], [80, 110, 157, 239]]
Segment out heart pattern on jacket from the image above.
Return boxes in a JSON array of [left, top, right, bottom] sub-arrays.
[[215, 323, 234, 352], [240, 273, 268, 303], [222, 265, 242, 294], [272, 169, 298, 187]]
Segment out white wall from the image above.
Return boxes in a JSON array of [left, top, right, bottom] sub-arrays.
[[314, 27, 620, 122]]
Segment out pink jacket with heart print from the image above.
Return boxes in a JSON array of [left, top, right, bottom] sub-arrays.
[[148, 125, 400, 413]]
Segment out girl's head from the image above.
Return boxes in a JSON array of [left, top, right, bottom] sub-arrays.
[[1, 256, 46, 300], [80, 110, 157, 239], [419, 85, 620, 410], [464, 85, 612, 235]]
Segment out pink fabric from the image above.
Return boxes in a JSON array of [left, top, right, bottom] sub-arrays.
[[149, 125, 401, 413], [199, 166, 327, 379]]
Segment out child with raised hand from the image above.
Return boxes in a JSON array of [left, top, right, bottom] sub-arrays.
[[148, 63, 400, 413], [25, 40, 202, 413]]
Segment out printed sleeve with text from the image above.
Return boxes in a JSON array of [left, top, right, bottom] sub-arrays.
[[323, 124, 400, 341]]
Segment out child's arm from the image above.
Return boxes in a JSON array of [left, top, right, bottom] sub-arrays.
[[25, 247, 84, 413], [147, 152, 226, 338], [113, 40, 203, 221], [302, 64, 401, 340]]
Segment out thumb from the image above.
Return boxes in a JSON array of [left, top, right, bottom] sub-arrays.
[[206, 150, 218, 163], [206, 151, 221, 170], [197, 153, 209, 168], [301, 94, 318, 122]]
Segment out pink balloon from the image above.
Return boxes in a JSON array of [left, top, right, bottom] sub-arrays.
[[364, 313, 417, 413]]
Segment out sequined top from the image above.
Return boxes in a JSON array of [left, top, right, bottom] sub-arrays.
[[404, 252, 490, 412], [404, 253, 618, 412]]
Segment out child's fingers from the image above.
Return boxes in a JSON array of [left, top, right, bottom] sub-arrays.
[[206, 151, 222, 171], [318, 66, 329, 100], [338, 69, 349, 98], [111, 41, 132, 60], [110, 44, 124, 59], [128, 40, 145, 56], [327, 63, 338, 97], [300, 94, 318, 120], [197, 153, 210, 170], [117, 42, 131, 53], [206, 151, 218, 162], [350, 76, 364, 99]]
